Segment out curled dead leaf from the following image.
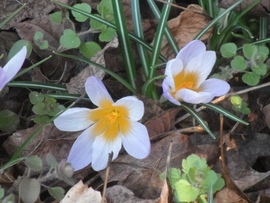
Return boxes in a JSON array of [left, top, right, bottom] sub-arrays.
[[160, 4, 213, 60]]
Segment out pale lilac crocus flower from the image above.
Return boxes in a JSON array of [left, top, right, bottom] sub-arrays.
[[0, 46, 27, 91], [162, 40, 230, 105], [54, 76, 150, 171]]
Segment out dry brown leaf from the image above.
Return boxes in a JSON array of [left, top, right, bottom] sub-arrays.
[[159, 179, 170, 203], [66, 37, 119, 94], [3, 124, 78, 169], [144, 108, 180, 140], [61, 180, 102, 203], [214, 187, 248, 203], [255, 195, 270, 203], [14, 14, 76, 81], [0, 0, 57, 30], [160, 4, 213, 60], [99, 131, 220, 199], [105, 185, 156, 203]]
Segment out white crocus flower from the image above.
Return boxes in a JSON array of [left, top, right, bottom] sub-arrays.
[[0, 46, 27, 91], [162, 40, 230, 105], [54, 76, 150, 171]]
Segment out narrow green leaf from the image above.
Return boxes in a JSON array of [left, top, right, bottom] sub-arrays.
[[112, 0, 137, 90], [8, 81, 67, 92], [53, 51, 136, 94], [132, 0, 150, 78], [201, 103, 249, 125], [0, 3, 26, 28], [146, 0, 173, 99], [147, 0, 178, 55], [181, 103, 216, 139], [142, 75, 166, 95], [40, 93, 90, 102], [194, 0, 244, 40], [51, 0, 167, 62], [13, 55, 52, 80]]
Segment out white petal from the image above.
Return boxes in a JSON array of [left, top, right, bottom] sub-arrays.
[[85, 76, 113, 107], [175, 89, 215, 104], [3, 46, 27, 82], [162, 82, 181, 105], [67, 127, 95, 171], [185, 51, 216, 86], [121, 121, 150, 159], [164, 59, 183, 89], [114, 96, 144, 121], [91, 135, 122, 171], [176, 40, 206, 67], [0, 68, 8, 91], [199, 79, 230, 97], [54, 107, 93, 131]]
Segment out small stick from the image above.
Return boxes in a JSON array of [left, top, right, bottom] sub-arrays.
[[101, 152, 113, 203]]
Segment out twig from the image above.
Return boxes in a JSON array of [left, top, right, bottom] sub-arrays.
[[102, 152, 113, 203]]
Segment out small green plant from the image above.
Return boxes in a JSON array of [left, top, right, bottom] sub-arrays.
[[161, 154, 224, 203], [230, 95, 251, 114], [217, 42, 269, 86], [89, 0, 116, 42], [34, 1, 116, 58], [29, 91, 65, 123]]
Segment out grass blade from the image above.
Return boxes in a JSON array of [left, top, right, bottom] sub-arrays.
[[181, 103, 216, 139], [132, 0, 150, 78], [50, 0, 167, 62], [53, 51, 136, 94], [146, 0, 173, 99], [201, 103, 249, 125], [112, 0, 137, 90], [147, 0, 178, 55]]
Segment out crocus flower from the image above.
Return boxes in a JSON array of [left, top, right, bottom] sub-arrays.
[[162, 40, 230, 105], [54, 76, 150, 171], [0, 46, 27, 91]]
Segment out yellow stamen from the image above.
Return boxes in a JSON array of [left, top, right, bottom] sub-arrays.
[[170, 71, 201, 99], [178, 81, 194, 89], [88, 100, 131, 141], [106, 110, 119, 124]]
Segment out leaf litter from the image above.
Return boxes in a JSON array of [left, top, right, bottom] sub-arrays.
[[1, 0, 270, 203]]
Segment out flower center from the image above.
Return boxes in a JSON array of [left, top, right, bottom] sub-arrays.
[[89, 100, 131, 141], [106, 110, 119, 124], [177, 81, 194, 90]]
